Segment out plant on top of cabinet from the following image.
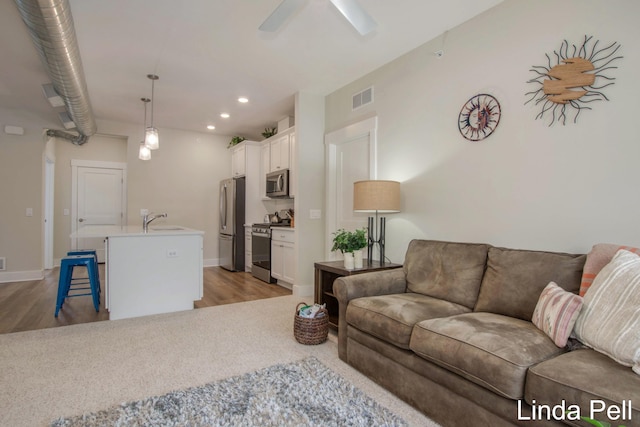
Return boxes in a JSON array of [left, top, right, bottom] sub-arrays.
[[262, 127, 277, 139], [228, 136, 245, 148]]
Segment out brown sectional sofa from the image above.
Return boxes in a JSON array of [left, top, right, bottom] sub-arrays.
[[334, 240, 640, 427]]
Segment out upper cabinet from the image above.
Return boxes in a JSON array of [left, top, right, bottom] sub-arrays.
[[231, 142, 247, 177], [260, 143, 270, 199], [269, 134, 290, 172], [261, 127, 296, 198], [229, 141, 264, 223]]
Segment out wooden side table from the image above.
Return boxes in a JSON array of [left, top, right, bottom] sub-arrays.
[[314, 260, 402, 329]]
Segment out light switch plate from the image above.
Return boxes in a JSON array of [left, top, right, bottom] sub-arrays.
[[309, 209, 321, 219]]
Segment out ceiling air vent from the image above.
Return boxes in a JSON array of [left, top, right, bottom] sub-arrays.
[[352, 86, 373, 111]]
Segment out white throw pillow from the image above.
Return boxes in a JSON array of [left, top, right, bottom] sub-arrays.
[[573, 249, 640, 374]]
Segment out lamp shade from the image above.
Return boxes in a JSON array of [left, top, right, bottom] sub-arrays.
[[353, 180, 401, 213], [138, 141, 151, 160], [144, 127, 159, 150]]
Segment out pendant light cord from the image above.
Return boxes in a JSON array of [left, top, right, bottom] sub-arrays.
[[147, 74, 159, 128]]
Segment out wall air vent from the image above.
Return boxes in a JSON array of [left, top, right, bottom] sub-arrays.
[[0, 257, 5, 271], [352, 86, 373, 111]]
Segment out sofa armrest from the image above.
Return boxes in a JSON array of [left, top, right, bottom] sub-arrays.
[[333, 268, 407, 361]]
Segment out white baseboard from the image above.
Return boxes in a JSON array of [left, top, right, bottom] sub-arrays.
[[203, 258, 219, 267], [292, 283, 313, 298], [0, 270, 44, 284]]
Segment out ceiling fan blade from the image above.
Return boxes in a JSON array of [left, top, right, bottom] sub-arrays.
[[259, 0, 307, 32], [330, 0, 377, 35]]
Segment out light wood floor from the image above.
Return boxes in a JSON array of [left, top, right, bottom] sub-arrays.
[[0, 265, 291, 335]]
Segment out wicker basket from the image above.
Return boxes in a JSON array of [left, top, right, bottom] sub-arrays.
[[294, 302, 329, 345]]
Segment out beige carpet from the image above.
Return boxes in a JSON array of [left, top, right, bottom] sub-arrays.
[[0, 295, 439, 427]]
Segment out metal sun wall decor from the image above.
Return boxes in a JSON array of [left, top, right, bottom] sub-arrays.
[[458, 93, 502, 141], [525, 35, 622, 126]]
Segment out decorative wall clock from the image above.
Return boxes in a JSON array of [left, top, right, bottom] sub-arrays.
[[525, 36, 622, 126], [458, 93, 501, 141]]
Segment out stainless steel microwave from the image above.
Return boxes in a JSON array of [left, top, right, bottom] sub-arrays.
[[266, 169, 289, 198]]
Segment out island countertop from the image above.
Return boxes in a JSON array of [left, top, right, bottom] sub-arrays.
[[71, 224, 204, 239]]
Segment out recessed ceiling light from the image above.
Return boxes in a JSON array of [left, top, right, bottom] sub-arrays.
[[220, 113, 230, 118], [207, 125, 215, 130], [238, 97, 249, 103]]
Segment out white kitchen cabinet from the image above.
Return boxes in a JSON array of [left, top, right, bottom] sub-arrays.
[[231, 143, 246, 177], [260, 143, 270, 199], [261, 127, 295, 198], [232, 141, 264, 224], [269, 134, 290, 172], [91, 226, 204, 321], [271, 228, 295, 285]]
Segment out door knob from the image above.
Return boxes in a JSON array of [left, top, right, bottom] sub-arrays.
[[79, 218, 85, 222]]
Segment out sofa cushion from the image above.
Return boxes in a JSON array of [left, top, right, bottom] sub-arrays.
[[410, 312, 565, 399], [531, 281, 583, 348], [574, 249, 640, 374], [580, 243, 640, 296], [346, 293, 471, 350], [403, 239, 490, 309], [526, 349, 640, 425], [474, 246, 586, 321]]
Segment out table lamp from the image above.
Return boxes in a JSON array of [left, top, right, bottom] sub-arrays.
[[353, 180, 401, 264]]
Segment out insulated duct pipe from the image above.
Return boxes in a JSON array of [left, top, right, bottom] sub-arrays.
[[15, 0, 97, 144], [45, 128, 89, 145]]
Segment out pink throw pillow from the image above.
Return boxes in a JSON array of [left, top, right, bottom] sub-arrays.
[[580, 243, 640, 296], [532, 282, 583, 347]]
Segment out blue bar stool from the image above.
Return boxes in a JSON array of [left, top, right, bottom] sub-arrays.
[[55, 254, 100, 317], [67, 249, 100, 297]]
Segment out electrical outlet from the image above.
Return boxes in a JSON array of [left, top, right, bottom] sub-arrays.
[[167, 249, 178, 258], [26, 208, 33, 217], [140, 209, 149, 216], [309, 209, 321, 219]]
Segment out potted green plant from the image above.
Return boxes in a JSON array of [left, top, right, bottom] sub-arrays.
[[228, 136, 245, 148], [331, 228, 368, 269], [261, 127, 277, 139]]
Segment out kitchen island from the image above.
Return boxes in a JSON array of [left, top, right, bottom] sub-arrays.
[[72, 225, 204, 320]]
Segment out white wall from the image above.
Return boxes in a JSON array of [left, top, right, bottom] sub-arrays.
[[325, 0, 640, 261], [0, 117, 232, 279], [52, 134, 128, 262], [293, 92, 326, 296], [0, 126, 46, 279], [98, 120, 232, 265]]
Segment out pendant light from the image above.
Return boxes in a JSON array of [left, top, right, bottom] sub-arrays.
[[138, 97, 151, 160], [144, 74, 159, 150]]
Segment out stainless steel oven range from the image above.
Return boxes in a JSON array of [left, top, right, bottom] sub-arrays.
[[251, 223, 276, 283]]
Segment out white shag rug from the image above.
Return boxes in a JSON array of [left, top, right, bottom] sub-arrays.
[[51, 357, 407, 427]]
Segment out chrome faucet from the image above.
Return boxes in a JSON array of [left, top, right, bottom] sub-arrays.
[[143, 212, 167, 232]]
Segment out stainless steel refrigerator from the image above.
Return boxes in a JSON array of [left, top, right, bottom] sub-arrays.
[[219, 177, 245, 271]]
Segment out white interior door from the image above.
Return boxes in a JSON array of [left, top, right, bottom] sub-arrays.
[[325, 117, 377, 259], [72, 160, 126, 262]]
